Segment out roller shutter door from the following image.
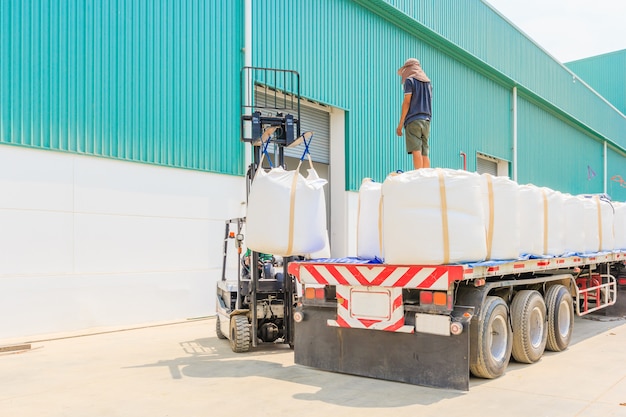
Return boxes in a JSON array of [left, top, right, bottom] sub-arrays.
[[476, 154, 498, 176], [255, 91, 330, 164]]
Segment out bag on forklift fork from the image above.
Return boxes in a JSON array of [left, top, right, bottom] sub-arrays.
[[246, 156, 328, 257]]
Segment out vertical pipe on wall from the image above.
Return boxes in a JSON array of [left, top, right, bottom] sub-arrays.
[[243, 0, 252, 171], [512, 86, 518, 181], [604, 141, 607, 194]]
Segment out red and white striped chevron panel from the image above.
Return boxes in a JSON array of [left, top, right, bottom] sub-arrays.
[[291, 263, 462, 290], [327, 286, 414, 333]]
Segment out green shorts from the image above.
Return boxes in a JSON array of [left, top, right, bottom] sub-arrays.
[[405, 119, 430, 156]]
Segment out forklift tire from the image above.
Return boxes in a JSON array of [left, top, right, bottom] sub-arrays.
[[230, 315, 251, 353], [215, 316, 227, 340]]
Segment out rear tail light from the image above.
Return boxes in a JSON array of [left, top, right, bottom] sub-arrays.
[[618, 277, 626, 286], [304, 286, 325, 300], [420, 290, 450, 307], [420, 291, 433, 305], [433, 292, 447, 306]]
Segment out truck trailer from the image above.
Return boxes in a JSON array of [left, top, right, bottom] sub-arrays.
[[288, 252, 621, 390]]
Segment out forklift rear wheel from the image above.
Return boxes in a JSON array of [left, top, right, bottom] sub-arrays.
[[230, 315, 251, 353], [215, 316, 227, 339]]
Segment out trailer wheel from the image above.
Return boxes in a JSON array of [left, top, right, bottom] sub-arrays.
[[215, 316, 227, 339], [470, 296, 512, 379], [545, 285, 574, 352], [511, 290, 547, 363], [230, 315, 251, 353]]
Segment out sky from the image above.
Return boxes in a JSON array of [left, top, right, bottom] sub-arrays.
[[484, 0, 626, 63]]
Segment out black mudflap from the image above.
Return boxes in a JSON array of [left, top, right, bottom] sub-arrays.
[[295, 305, 470, 391]]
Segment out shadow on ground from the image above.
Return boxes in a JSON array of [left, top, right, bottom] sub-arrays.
[[130, 292, 626, 407], [129, 336, 464, 408]]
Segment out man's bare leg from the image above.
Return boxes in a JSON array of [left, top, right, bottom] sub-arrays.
[[412, 151, 423, 169], [422, 155, 430, 168]]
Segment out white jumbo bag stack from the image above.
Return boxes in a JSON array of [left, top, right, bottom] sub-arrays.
[[382, 168, 486, 265], [480, 174, 520, 260], [519, 184, 544, 256], [581, 195, 615, 253], [613, 202, 626, 250], [246, 158, 328, 256], [563, 194, 586, 254], [357, 178, 383, 260], [541, 187, 566, 256]]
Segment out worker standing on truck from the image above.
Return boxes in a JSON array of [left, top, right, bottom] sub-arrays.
[[396, 58, 433, 170]]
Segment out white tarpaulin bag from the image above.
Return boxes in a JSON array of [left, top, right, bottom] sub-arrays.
[[519, 184, 544, 256], [581, 194, 615, 253], [246, 154, 328, 257], [357, 178, 383, 260], [541, 187, 566, 256], [480, 174, 520, 260], [382, 168, 486, 265], [563, 194, 586, 254], [614, 202, 626, 250]]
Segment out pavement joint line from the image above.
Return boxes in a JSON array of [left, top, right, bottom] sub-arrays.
[[0, 317, 213, 345]]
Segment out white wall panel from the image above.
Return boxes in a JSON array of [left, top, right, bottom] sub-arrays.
[[74, 215, 211, 273], [0, 271, 212, 339], [74, 157, 246, 220], [0, 147, 74, 211], [0, 209, 74, 275], [0, 145, 246, 340]]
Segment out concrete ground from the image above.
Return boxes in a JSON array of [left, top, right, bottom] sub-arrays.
[[1, 305, 626, 417]]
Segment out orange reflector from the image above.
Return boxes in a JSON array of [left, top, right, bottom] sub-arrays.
[[433, 292, 447, 306], [420, 291, 433, 305], [229, 231, 235, 238], [305, 287, 325, 300], [305, 288, 316, 299]]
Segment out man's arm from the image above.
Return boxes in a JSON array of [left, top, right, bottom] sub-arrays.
[[396, 93, 412, 136]]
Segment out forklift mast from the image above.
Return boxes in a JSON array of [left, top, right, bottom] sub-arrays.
[[238, 66, 304, 347]]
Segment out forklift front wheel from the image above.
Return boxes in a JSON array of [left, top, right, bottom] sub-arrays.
[[230, 315, 251, 353]]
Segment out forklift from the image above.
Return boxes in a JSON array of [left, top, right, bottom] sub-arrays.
[[215, 67, 311, 352]]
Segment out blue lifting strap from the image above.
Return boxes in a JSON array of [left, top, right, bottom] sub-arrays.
[[299, 133, 313, 161], [261, 135, 273, 168]]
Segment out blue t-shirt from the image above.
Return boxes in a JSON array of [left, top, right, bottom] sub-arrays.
[[403, 78, 432, 126]]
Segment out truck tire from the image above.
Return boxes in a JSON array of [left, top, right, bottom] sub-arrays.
[[545, 285, 574, 352], [216, 316, 227, 339], [511, 290, 547, 363], [230, 315, 251, 353], [470, 296, 512, 379]]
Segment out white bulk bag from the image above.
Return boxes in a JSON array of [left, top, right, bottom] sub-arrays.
[[246, 156, 328, 257], [357, 178, 383, 260], [581, 195, 615, 253], [519, 184, 544, 256], [541, 187, 566, 256], [563, 194, 586, 254], [614, 202, 626, 250], [382, 168, 486, 265], [480, 174, 520, 260]]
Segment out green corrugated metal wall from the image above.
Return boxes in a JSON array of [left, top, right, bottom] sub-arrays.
[[253, 0, 513, 183], [566, 50, 626, 115], [2, 0, 625, 198], [517, 97, 604, 193], [608, 147, 626, 199], [0, 0, 244, 175]]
